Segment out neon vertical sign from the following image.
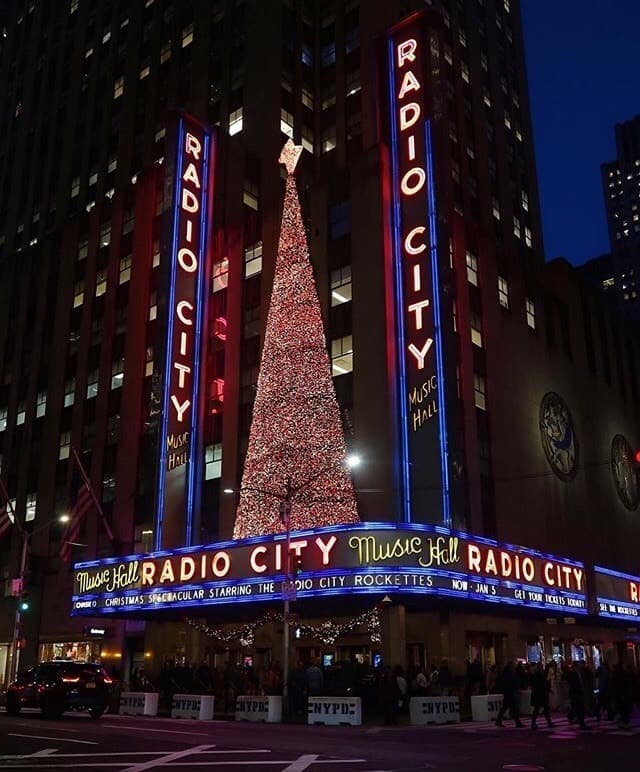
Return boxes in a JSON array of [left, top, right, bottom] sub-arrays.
[[387, 15, 450, 526], [156, 113, 213, 549]]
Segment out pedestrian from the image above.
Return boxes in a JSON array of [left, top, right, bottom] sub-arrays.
[[564, 661, 589, 730], [495, 662, 525, 728], [411, 666, 429, 696], [394, 665, 408, 712], [380, 665, 401, 725], [612, 663, 634, 730], [305, 658, 324, 697], [289, 661, 307, 716], [530, 662, 554, 729], [438, 659, 453, 696], [595, 660, 612, 720]]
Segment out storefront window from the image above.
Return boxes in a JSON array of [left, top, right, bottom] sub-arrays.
[[39, 641, 101, 663]]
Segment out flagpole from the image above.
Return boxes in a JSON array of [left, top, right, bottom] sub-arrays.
[[71, 446, 115, 544]]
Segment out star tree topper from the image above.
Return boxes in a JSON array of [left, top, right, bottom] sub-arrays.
[[279, 138, 303, 176]]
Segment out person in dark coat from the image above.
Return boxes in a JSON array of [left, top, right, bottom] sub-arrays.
[[495, 662, 524, 728], [380, 665, 401, 725], [612, 663, 634, 730], [595, 661, 613, 720], [564, 661, 589, 730], [530, 662, 554, 729]]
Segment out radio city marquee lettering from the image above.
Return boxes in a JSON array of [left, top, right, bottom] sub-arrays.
[[156, 113, 213, 549], [595, 566, 640, 620], [71, 524, 586, 616], [388, 15, 448, 523]]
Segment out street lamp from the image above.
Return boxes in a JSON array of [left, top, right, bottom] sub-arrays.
[[7, 512, 70, 685]]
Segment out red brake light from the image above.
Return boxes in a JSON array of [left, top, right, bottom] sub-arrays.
[[103, 675, 113, 684], [62, 676, 80, 683]]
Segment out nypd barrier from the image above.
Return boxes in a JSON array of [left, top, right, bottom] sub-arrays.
[[410, 696, 460, 725], [235, 695, 282, 723], [307, 697, 362, 726], [171, 694, 215, 720], [471, 694, 503, 722], [119, 692, 159, 717]]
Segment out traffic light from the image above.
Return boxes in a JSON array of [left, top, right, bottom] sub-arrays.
[[18, 592, 31, 613], [294, 554, 304, 576], [635, 449, 640, 465]]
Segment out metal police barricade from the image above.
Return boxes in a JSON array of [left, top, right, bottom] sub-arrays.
[[119, 692, 159, 717], [235, 695, 282, 723], [171, 694, 215, 720], [307, 696, 362, 726], [410, 695, 460, 725], [471, 694, 503, 722]]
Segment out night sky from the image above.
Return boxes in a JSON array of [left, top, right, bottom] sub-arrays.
[[521, 0, 640, 266]]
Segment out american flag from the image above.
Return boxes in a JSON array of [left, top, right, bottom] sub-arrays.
[[60, 482, 94, 562], [0, 503, 13, 539]]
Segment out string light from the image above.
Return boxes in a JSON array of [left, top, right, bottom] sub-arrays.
[[233, 141, 360, 538], [186, 607, 381, 648]]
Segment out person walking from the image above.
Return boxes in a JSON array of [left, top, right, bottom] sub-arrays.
[[495, 662, 525, 728], [530, 662, 554, 729], [305, 659, 324, 697], [564, 661, 589, 730]]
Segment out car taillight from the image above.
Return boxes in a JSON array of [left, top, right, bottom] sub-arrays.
[[103, 675, 113, 684], [62, 676, 80, 683]]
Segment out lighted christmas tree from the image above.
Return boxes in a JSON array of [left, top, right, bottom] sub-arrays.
[[233, 140, 360, 538]]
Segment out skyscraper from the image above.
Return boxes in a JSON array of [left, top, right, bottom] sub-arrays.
[[601, 115, 640, 319]]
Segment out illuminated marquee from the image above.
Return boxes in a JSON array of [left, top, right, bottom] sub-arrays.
[[387, 13, 449, 524], [595, 565, 640, 620], [156, 114, 213, 549], [71, 523, 587, 615]]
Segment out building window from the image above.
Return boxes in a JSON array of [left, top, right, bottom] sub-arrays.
[[145, 346, 154, 378], [73, 280, 84, 308], [100, 222, 111, 246], [329, 202, 351, 240], [498, 276, 509, 309], [0, 406, 7, 431], [229, 108, 243, 136], [513, 216, 521, 240], [302, 87, 314, 109], [466, 251, 478, 286], [244, 242, 263, 278], [25, 492, 37, 523], [526, 298, 536, 329], [122, 208, 135, 234], [149, 292, 157, 321], [470, 313, 483, 348], [331, 335, 353, 376], [64, 378, 75, 407], [473, 373, 487, 410], [111, 358, 124, 389], [524, 226, 533, 248], [321, 126, 337, 154], [243, 181, 259, 211], [492, 197, 501, 220], [204, 443, 223, 480], [213, 258, 229, 292], [160, 42, 171, 64], [113, 76, 124, 99], [86, 370, 99, 399], [59, 430, 71, 460], [280, 109, 294, 138], [95, 269, 107, 297], [182, 23, 194, 47], [70, 176, 80, 198], [119, 255, 132, 284], [152, 239, 160, 268], [36, 391, 47, 418], [331, 266, 352, 306]]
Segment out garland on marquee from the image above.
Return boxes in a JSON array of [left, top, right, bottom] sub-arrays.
[[186, 607, 382, 647]]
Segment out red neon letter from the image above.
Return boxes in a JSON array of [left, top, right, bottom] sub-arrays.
[[185, 133, 201, 160], [400, 103, 421, 131], [398, 70, 421, 99], [176, 300, 194, 325], [408, 299, 430, 329], [401, 167, 426, 196], [170, 395, 191, 422], [183, 162, 201, 189], [404, 226, 427, 255], [250, 546, 268, 574], [181, 188, 199, 213], [408, 339, 433, 369], [211, 551, 230, 577], [397, 38, 417, 68], [177, 248, 198, 273]]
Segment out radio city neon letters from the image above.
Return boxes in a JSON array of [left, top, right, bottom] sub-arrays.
[[395, 36, 433, 371]]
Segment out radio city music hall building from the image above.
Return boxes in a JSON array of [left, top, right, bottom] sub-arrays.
[[0, 1, 640, 687]]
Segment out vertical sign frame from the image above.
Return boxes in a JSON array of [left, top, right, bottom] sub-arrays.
[[387, 13, 450, 526], [155, 113, 213, 549]]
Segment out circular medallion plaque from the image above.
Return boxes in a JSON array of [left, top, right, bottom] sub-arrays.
[[539, 392, 578, 481], [611, 434, 639, 511]]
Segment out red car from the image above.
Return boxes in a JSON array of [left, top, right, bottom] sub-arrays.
[[6, 661, 112, 719]]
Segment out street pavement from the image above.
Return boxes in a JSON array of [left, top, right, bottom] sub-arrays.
[[0, 708, 638, 771]]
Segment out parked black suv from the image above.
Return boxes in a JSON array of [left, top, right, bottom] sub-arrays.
[[6, 661, 112, 719]]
